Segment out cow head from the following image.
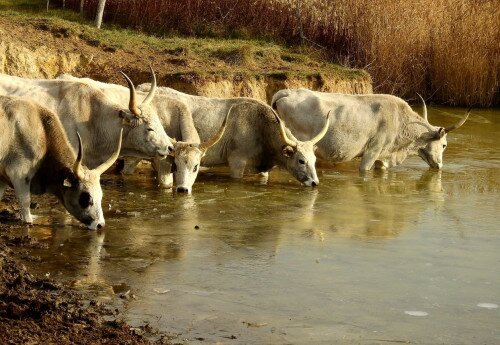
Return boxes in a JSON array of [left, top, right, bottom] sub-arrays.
[[415, 96, 469, 169], [61, 131, 122, 230], [119, 67, 174, 159], [275, 110, 330, 186], [172, 108, 231, 194]]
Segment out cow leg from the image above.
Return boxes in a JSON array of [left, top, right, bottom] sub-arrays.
[[122, 158, 142, 175], [228, 157, 246, 179], [153, 157, 173, 188], [359, 148, 383, 171], [258, 171, 269, 184], [11, 178, 33, 224], [0, 182, 6, 200]]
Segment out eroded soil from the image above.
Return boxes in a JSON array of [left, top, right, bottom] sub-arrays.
[[0, 200, 160, 345]]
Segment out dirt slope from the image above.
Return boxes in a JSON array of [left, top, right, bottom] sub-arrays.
[[0, 14, 372, 101]]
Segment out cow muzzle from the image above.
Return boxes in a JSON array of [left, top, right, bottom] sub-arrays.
[[88, 219, 105, 230], [430, 162, 443, 170], [303, 179, 319, 187], [157, 146, 173, 159], [419, 149, 442, 170], [176, 186, 191, 194]]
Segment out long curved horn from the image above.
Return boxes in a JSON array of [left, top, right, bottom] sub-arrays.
[[445, 108, 470, 133], [310, 110, 331, 144], [120, 71, 141, 116], [417, 93, 427, 122], [95, 129, 123, 175], [199, 105, 233, 151], [272, 109, 296, 147], [141, 65, 157, 107], [73, 132, 85, 180]]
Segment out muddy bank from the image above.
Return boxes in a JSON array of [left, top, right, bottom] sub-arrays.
[[0, 209, 160, 345], [0, 16, 372, 102]]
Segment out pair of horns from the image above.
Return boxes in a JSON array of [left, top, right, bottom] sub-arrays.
[[120, 66, 157, 116], [417, 94, 470, 133], [199, 105, 233, 151], [274, 108, 330, 146], [73, 129, 123, 178]]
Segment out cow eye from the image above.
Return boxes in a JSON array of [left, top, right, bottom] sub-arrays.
[[79, 192, 92, 208], [298, 159, 305, 165], [193, 164, 199, 172], [147, 128, 154, 132], [443, 144, 447, 149]]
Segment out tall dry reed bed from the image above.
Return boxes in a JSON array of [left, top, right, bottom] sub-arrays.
[[68, 0, 499, 106]]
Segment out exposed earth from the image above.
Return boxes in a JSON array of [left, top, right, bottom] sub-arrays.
[[0, 13, 371, 101], [0, 192, 164, 344]]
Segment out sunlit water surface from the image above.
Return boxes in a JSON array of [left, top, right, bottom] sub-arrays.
[[14, 107, 500, 344]]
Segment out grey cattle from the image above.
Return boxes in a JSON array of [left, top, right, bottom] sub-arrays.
[[167, 113, 229, 194], [0, 69, 173, 170], [0, 95, 121, 229], [137, 84, 330, 186], [57, 74, 229, 193], [271, 88, 469, 171]]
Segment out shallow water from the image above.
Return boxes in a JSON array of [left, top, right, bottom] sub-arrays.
[[19, 107, 500, 344]]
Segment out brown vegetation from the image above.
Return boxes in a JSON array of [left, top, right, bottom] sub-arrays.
[[68, 0, 499, 106]]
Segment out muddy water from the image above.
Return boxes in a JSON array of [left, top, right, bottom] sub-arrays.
[[23, 107, 499, 344]]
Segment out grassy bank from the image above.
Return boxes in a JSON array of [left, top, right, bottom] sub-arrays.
[[0, 0, 368, 94], [66, 0, 498, 106]]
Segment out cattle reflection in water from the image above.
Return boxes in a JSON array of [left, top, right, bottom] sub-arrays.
[[23, 167, 445, 287]]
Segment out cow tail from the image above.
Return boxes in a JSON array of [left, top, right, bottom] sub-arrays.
[[271, 89, 292, 110]]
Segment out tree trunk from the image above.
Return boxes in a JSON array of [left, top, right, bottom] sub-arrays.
[[295, 0, 304, 45], [46, 0, 49, 11], [95, 0, 107, 29], [62, 0, 65, 9], [80, 0, 85, 14]]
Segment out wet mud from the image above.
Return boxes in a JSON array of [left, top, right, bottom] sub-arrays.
[[0, 214, 157, 345]]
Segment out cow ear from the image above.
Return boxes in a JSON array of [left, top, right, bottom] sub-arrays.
[[434, 127, 446, 140], [119, 110, 128, 119], [119, 110, 131, 125], [62, 169, 78, 188], [282, 145, 295, 158], [119, 110, 142, 125], [120, 115, 142, 128]]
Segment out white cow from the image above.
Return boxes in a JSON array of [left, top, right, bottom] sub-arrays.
[[271, 88, 469, 171], [137, 84, 330, 186], [0, 69, 173, 170], [0, 95, 121, 229], [57, 74, 229, 193]]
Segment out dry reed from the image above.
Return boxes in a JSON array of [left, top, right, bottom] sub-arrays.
[[66, 0, 499, 106]]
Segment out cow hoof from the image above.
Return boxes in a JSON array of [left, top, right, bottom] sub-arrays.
[[374, 160, 388, 170], [22, 218, 33, 226]]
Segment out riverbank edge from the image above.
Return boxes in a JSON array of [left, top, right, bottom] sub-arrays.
[[0, 11, 372, 101], [0, 201, 163, 344]]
